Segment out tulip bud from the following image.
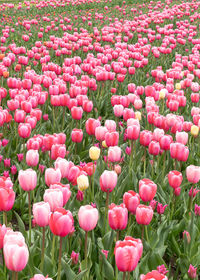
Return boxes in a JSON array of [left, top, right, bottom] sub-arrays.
[[183, 230, 191, 243], [188, 265, 197, 279]]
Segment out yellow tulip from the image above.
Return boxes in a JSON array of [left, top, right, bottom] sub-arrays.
[[135, 111, 141, 121], [89, 146, 100, 161], [77, 175, 89, 191], [191, 125, 199, 137]]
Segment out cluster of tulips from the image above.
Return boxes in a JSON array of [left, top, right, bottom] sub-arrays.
[[0, 0, 200, 279]]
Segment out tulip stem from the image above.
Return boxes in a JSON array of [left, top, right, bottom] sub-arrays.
[[143, 149, 146, 176], [170, 190, 175, 221], [116, 230, 119, 242], [15, 272, 18, 280], [105, 192, 109, 233], [3, 212, 7, 226], [189, 185, 193, 214], [51, 234, 56, 264], [127, 214, 132, 235], [84, 231, 88, 270], [57, 237, 63, 280], [141, 225, 144, 241], [162, 151, 166, 180], [123, 272, 126, 280], [129, 140, 133, 174], [92, 160, 95, 201], [145, 225, 149, 243], [40, 227, 45, 272], [28, 191, 32, 246], [127, 272, 130, 280], [62, 107, 65, 131]]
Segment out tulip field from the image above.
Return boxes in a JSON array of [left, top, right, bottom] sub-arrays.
[[1, 0, 200, 279]]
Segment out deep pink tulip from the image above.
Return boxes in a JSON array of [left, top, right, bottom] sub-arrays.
[[105, 131, 119, 147], [127, 125, 140, 140], [168, 170, 182, 189], [85, 118, 101, 136], [140, 270, 168, 280], [136, 205, 153, 225], [148, 141, 160, 156], [114, 236, 142, 272], [140, 130, 152, 147], [139, 179, 157, 202], [0, 187, 15, 212], [71, 129, 83, 143], [49, 208, 74, 237], [108, 203, 128, 230], [18, 123, 31, 138], [123, 191, 140, 215]]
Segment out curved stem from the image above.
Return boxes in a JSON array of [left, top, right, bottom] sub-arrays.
[[28, 191, 32, 246], [40, 227, 45, 272], [57, 237, 63, 280]]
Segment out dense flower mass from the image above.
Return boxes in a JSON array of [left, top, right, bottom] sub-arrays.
[[0, 0, 200, 279]]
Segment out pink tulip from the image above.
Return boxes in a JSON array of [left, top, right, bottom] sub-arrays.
[[45, 168, 61, 186], [100, 170, 117, 192], [54, 158, 74, 179], [3, 236, 29, 272], [43, 189, 63, 212], [176, 131, 188, 145], [26, 150, 39, 167], [18, 169, 37, 191], [78, 205, 98, 231], [186, 165, 200, 184], [32, 202, 50, 227], [108, 146, 121, 163], [50, 183, 71, 206]]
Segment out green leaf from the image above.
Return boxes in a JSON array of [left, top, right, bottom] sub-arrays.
[[62, 259, 76, 280], [100, 252, 114, 280], [14, 211, 27, 238]]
